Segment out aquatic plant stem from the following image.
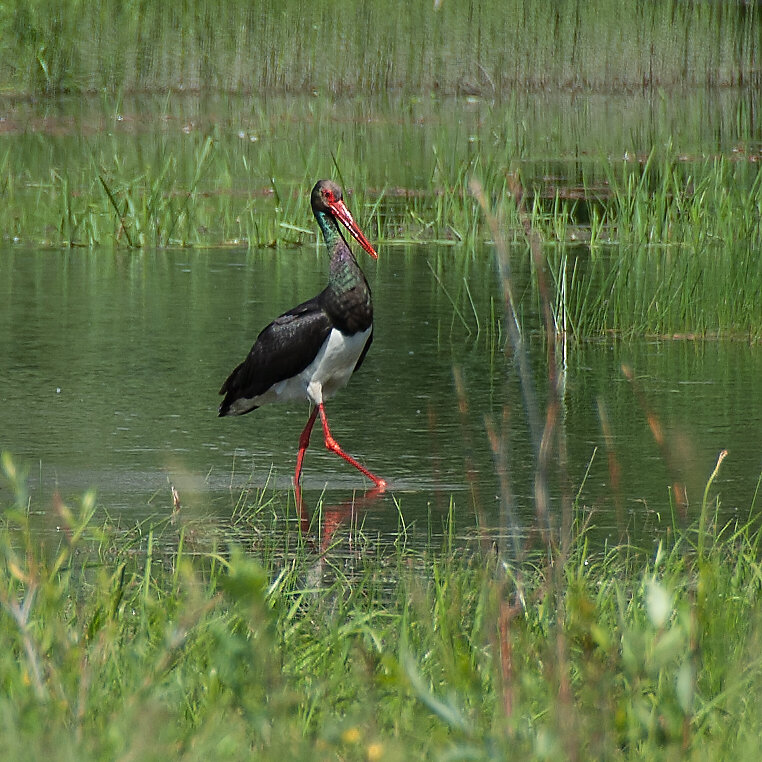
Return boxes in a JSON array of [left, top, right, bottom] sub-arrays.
[[469, 179, 542, 460], [698, 448, 728, 560]]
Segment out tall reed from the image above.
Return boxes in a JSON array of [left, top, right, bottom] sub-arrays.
[[0, 0, 760, 96]]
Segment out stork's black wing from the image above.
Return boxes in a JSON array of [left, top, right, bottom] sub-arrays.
[[218, 295, 332, 416]]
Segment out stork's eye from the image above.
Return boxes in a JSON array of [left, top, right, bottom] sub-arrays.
[[324, 189, 335, 202]]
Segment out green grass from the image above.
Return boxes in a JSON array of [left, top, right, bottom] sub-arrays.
[[2, 451, 762, 760], [463, 149, 762, 340], [3, 136, 761, 339], [1, 92, 761, 339], [532, 152, 762, 339], [0, 0, 760, 96]]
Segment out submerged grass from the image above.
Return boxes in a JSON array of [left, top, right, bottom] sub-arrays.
[[2, 451, 762, 760], [1, 92, 760, 339], [537, 152, 762, 339], [3, 145, 761, 339]]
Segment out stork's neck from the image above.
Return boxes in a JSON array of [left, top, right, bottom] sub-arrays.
[[315, 209, 368, 296], [315, 209, 343, 252]]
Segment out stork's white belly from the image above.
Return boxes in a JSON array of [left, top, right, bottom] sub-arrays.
[[249, 326, 371, 408]]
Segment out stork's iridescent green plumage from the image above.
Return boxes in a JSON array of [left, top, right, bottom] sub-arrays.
[[313, 184, 373, 335]]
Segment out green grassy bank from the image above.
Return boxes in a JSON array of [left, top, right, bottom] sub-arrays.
[[0, 0, 760, 96], [1, 452, 762, 760]]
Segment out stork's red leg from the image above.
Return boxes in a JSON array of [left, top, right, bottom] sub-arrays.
[[294, 407, 319, 486], [317, 403, 386, 489], [293, 481, 312, 536]]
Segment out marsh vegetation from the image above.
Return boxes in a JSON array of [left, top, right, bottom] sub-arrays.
[[2, 2, 762, 759]]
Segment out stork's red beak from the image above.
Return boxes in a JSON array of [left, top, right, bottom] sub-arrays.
[[327, 198, 378, 259]]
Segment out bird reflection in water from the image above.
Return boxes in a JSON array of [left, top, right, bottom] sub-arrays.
[[293, 482, 387, 585]]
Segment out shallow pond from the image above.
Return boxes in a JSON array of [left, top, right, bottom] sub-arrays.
[[0, 245, 759, 550], [1, 90, 761, 551]]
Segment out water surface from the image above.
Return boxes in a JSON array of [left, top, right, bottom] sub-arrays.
[[1, 90, 760, 550], [1, 246, 759, 549]]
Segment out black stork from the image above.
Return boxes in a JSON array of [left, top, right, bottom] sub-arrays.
[[218, 179, 386, 490]]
